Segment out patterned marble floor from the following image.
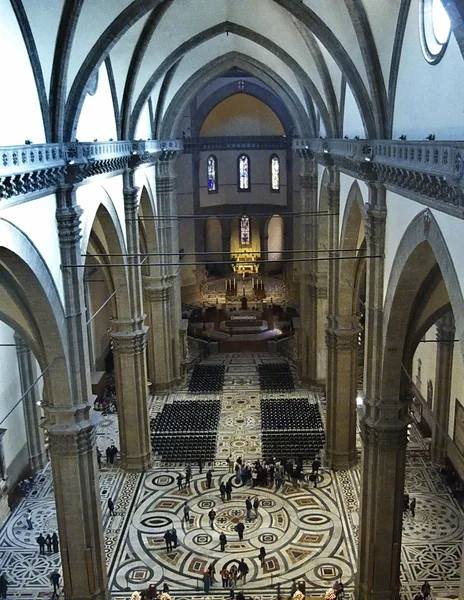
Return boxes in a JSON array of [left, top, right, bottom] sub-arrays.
[[0, 353, 462, 600]]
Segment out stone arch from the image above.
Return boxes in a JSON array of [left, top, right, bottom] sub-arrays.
[[139, 184, 160, 278], [153, 52, 313, 140], [0, 218, 71, 406], [382, 210, 464, 405], [195, 81, 295, 137]]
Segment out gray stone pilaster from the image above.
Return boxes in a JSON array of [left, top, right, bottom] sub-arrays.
[[324, 169, 359, 469], [431, 312, 455, 464], [155, 154, 183, 385], [14, 333, 45, 470], [54, 176, 107, 600]]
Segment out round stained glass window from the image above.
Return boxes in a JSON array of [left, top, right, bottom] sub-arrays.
[[419, 0, 451, 64]]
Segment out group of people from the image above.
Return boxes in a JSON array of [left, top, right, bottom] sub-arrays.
[[36, 531, 59, 554], [204, 558, 250, 592], [94, 380, 117, 413], [163, 527, 178, 551], [227, 454, 322, 491]]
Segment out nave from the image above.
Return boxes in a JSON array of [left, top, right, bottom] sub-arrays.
[[0, 354, 461, 600]]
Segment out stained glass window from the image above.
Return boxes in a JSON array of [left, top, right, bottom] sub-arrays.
[[241, 216, 250, 245], [270, 154, 280, 191], [238, 154, 250, 191], [207, 155, 217, 193]]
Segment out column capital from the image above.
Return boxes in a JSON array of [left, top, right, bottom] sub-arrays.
[[365, 204, 387, 254], [436, 311, 455, 338], [48, 421, 96, 457], [360, 417, 408, 451], [110, 317, 148, 355], [56, 203, 83, 246], [145, 284, 170, 303], [123, 184, 139, 214]]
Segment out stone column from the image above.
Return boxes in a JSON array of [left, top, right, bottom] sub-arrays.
[[297, 151, 318, 384], [357, 415, 408, 600], [325, 169, 359, 470], [431, 312, 455, 464], [221, 218, 232, 278], [155, 153, 182, 385], [144, 277, 175, 390], [14, 333, 45, 470], [357, 183, 408, 600], [110, 167, 152, 471], [54, 175, 107, 600]]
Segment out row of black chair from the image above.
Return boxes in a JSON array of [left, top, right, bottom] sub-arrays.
[[261, 398, 323, 430], [258, 363, 294, 392], [262, 432, 325, 462], [150, 400, 221, 432], [151, 434, 216, 462], [188, 364, 225, 393]]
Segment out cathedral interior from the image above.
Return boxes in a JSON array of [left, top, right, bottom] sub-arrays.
[[0, 1, 464, 599]]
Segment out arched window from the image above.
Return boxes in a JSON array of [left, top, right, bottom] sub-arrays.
[[270, 154, 280, 192], [419, 0, 451, 64], [238, 154, 250, 191], [240, 215, 250, 245], [207, 155, 218, 193]]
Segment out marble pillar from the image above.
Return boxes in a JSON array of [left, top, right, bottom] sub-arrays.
[[431, 312, 455, 464], [155, 155, 182, 384], [357, 415, 408, 600], [144, 277, 176, 390], [109, 170, 152, 472], [297, 152, 319, 383], [325, 170, 359, 470], [14, 333, 45, 470], [54, 179, 107, 600]]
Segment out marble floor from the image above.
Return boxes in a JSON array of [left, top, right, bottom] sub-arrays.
[[0, 353, 462, 600]]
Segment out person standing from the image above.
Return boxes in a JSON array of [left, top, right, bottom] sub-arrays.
[[208, 508, 217, 529], [220, 482, 226, 501], [238, 558, 249, 583], [45, 534, 52, 553], [106, 446, 111, 464], [26, 509, 33, 530], [253, 496, 260, 517], [275, 469, 283, 491], [0, 574, 8, 599], [421, 580, 431, 599], [37, 533, 46, 554], [50, 570, 60, 597], [198, 457, 203, 474], [410, 497, 416, 518], [207, 561, 216, 586], [164, 530, 173, 552], [312, 456, 321, 476], [108, 498, 115, 516], [225, 479, 233, 501], [258, 546, 266, 567], [229, 564, 238, 589], [96, 447, 102, 469], [219, 532, 227, 552], [245, 497, 252, 521], [203, 571, 211, 594], [220, 566, 230, 588], [171, 526, 178, 548], [183, 502, 190, 523], [185, 465, 192, 487], [177, 473, 183, 490], [235, 521, 245, 541], [206, 469, 213, 489], [52, 532, 59, 553]]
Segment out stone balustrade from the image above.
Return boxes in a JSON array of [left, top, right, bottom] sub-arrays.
[[184, 135, 290, 152]]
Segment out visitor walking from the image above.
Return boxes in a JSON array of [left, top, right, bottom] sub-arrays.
[[183, 502, 190, 523], [245, 497, 252, 521], [258, 546, 266, 567], [206, 470, 213, 489], [50, 570, 60, 598], [220, 482, 226, 501], [219, 532, 227, 552], [208, 508, 217, 530], [238, 558, 249, 584], [37, 533, 46, 554], [225, 479, 233, 501], [235, 521, 245, 541]]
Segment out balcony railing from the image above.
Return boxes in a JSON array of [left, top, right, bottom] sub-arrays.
[[0, 139, 183, 178], [293, 138, 464, 184], [183, 136, 291, 152]]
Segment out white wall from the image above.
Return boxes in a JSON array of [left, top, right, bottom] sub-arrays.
[[342, 83, 365, 139], [76, 62, 118, 142], [0, 322, 27, 480], [0, 2, 45, 145], [1, 195, 65, 304], [393, 0, 464, 140]]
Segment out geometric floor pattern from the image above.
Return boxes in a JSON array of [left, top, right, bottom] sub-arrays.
[[0, 353, 462, 600]]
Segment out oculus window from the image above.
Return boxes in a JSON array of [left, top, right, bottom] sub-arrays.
[[207, 155, 218, 193], [270, 154, 280, 192], [420, 0, 451, 64], [238, 154, 250, 191]]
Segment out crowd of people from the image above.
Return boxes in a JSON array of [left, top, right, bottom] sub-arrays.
[[93, 378, 117, 413]]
